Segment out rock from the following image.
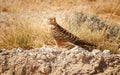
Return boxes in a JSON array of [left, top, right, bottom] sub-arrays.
[[0, 47, 119, 75], [16, 48, 23, 52], [92, 49, 102, 56], [103, 49, 110, 54]]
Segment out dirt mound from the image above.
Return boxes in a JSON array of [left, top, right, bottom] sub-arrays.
[[0, 47, 120, 75]]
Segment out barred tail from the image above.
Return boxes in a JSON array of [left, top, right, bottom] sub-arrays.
[[73, 39, 95, 47], [63, 30, 96, 47], [73, 39, 96, 51]]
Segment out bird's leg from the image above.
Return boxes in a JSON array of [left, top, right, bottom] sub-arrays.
[[54, 39, 63, 48]]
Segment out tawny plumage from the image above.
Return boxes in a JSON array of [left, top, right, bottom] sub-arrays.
[[47, 17, 96, 51]]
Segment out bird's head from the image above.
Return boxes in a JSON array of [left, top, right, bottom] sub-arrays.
[[47, 17, 58, 26]]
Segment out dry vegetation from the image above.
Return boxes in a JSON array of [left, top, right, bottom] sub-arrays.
[[0, 0, 120, 53]]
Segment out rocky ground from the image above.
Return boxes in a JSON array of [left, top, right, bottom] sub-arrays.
[[0, 46, 120, 75]]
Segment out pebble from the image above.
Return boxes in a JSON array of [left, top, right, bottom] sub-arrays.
[[92, 49, 101, 56], [103, 50, 110, 54]]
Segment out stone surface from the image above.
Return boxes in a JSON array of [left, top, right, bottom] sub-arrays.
[[0, 47, 120, 75]]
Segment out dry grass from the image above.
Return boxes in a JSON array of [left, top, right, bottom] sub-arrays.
[[73, 25, 119, 53], [0, 18, 34, 49], [96, 0, 120, 16], [0, 0, 120, 53], [0, 16, 53, 49]]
